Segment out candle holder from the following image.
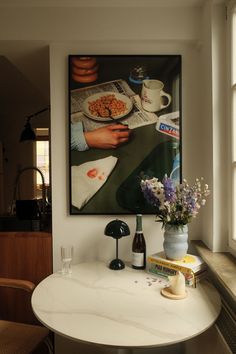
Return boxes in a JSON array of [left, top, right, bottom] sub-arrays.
[[104, 219, 130, 270], [161, 271, 187, 299]]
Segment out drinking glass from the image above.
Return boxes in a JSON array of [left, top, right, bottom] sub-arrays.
[[61, 246, 74, 274]]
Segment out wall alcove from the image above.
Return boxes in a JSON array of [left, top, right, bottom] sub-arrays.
[[0, 41, 52, 324], [0, 42, 51, 223]]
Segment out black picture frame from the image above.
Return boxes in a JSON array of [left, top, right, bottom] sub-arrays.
[[69, 55, 182, 215]]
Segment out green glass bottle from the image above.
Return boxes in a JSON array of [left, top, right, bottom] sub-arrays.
[[132, 214, 146, 270]]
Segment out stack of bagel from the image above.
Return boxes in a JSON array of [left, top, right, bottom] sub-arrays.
[[72, 57, 98, 84]]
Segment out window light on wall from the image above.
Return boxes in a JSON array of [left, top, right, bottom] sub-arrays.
[[35, 128, 50, 187]]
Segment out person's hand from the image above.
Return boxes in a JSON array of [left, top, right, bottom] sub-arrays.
[[84, 124, 131, 149]]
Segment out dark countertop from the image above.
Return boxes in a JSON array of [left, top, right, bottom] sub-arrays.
[[0, 215, 52, 232]]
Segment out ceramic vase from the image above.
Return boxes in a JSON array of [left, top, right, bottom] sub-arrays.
[[163, 224, 188, 261]]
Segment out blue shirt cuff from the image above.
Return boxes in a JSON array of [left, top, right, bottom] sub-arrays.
[[71, 121, 89, 151]]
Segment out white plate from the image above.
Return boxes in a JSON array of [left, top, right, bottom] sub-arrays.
[[82, 91, 133, 122]]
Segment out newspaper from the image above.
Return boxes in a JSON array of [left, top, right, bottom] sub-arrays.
[[156, 111, 180, 139], [70, 79, 158, 131]]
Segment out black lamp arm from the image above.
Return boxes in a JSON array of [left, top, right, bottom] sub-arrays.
[[26, 106, 50, 121]]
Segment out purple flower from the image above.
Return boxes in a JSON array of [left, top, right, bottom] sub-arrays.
[[141, 178, 165, 207], [141, 181, 160, 207], [162, 176, 176, 202], [140, 175, 210, 227]]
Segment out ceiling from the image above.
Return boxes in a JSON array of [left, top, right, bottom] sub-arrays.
[[0, 41, 50, 103], [0, 0, 212, 7]]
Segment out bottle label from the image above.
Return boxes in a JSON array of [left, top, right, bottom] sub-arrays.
[[132, 252, 144, 267]]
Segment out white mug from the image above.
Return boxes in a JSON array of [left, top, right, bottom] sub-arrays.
[[141, 79, 171, 112]]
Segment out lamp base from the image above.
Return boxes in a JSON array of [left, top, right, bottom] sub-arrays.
[[109, 258, 125, 270]]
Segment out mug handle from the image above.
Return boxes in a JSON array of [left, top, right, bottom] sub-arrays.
[[160, 91, 172, 109]]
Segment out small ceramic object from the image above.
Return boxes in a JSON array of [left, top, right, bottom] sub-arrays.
[[163, 224, 188, 261], [161, 287, 187, 300], [169, 271, 186, 295], [161, 271, 187, 300]]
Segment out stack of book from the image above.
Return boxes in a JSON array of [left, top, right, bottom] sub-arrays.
[[146, 252, 207, 287]]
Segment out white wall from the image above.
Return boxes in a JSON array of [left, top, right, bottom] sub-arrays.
[[0, 2, 209, 252], [200, 2, 228, 251], [0, 2, 226, 246], [0, 4, 200, 41], [49, 8, 204, 354], [50, 39, 216, 354], [50, 40, 203, 272], [0, 1, 227, 353]]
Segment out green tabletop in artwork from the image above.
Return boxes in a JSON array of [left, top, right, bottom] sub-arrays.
[[70, 123, 178, 214]]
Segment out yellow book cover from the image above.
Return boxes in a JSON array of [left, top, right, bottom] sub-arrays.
[[147, 252, 206, 275]]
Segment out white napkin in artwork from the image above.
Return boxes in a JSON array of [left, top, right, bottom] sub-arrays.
[[71, 156, 118, 210]]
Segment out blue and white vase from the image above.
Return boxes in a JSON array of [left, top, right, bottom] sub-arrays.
[[163, 224, 188, 261]]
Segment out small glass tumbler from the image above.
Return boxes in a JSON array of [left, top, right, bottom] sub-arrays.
[[61, 246, 74, 274]]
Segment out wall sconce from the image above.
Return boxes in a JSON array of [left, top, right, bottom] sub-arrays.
[[20, 107, 50, 142], [104, 219, 130, 270]]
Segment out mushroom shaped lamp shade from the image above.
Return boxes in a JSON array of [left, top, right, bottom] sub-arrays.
[[104, 219, 130, 270]]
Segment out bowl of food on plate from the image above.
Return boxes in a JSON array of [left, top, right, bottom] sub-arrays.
[[82, 92, 133, 122]]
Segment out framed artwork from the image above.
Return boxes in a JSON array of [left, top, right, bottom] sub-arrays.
[[69, 55, 182, 215]]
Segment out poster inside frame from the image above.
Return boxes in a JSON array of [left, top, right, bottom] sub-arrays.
[[69, 55, 182, 215]]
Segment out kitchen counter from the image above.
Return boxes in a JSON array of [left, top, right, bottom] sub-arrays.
[[0, 215, 51, 232]]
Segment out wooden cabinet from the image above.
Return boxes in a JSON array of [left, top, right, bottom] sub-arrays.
[[0, 231, 52, 324], [0, 142, 4, 214]]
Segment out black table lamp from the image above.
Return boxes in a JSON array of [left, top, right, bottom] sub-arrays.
[[104, 219, 130, 270]]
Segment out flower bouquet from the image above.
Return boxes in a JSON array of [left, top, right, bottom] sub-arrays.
[[141, 175, 210, 228], [140, 175, 210, 259]]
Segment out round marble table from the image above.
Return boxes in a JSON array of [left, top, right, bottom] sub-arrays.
[[31, 261, 221, 349]]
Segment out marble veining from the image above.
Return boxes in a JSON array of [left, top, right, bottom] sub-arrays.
[[32, 261, 221, 348]]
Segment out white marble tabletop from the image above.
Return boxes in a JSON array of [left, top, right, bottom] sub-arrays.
[[31, 261, 221, 348]]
